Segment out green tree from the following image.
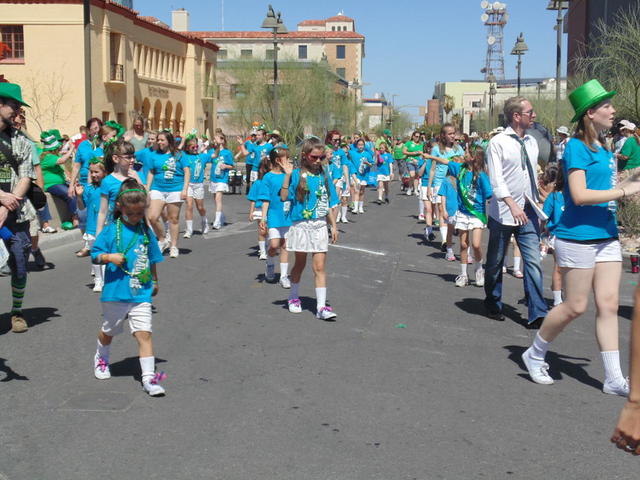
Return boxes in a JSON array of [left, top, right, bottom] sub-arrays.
[[222, 59, 358, 146], [572, 1, 640, 122]]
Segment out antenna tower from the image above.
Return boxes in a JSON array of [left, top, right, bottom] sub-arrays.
[[480, 1, 508, 81]]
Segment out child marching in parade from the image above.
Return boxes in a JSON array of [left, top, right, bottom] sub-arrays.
[[248, 156, 269, 260], [428, 145, 492, 287], [376, 142, 394, 204], [280, 138, 339, 320], [91, 179, 166, 396], [182, 132, 211, 238], [209, 133, 234, 230]]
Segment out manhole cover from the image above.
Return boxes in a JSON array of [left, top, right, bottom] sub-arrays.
[[57, 392, 134, 412]]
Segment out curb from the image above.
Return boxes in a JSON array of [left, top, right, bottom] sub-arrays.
[[38, 229, 83, 252]]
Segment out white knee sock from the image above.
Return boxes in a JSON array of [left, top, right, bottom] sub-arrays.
[[214, 212, 222, 225], [440, 225, 448, 243], [202, 216, 208, 226], [289, 282, 300, 300], [96, 339, 110, 360], [446, 247, 454, 257], [341, 206, 348, 219], [186, 220, 193, 232], [139, 356, 155, 383], [258, 240, 266, 254], [513, 256, 522, 272], [460, 263, 468, 276], [92, 264, 103, 283], [552, 290, 563, 305], [336, 209, 342, 222], [419, 200, 425, 216], [280, 262, 288, 278], [530, 332, 550, 360], [601, 350, 624, 383], [316, 287, 327, 309]]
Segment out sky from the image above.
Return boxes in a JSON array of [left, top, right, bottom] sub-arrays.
[[137, 0, 568, 121]]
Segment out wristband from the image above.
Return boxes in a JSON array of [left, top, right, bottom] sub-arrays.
[[621, 188, 627, 198]]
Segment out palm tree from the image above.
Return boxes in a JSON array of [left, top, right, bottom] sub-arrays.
[[443, 94, 454, 123]]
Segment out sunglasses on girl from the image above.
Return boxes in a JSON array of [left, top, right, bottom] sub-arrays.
[[308, 154, 326, 161]]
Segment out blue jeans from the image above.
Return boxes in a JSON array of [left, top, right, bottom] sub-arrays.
[[483, 205, 548, 323], [46, 183, 78, 217]]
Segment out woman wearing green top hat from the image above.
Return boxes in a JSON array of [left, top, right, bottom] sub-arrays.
[[39, 129, 79, 228], [522, 79, 640, 395]]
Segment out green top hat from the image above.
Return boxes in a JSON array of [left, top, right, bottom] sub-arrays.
[[40, 129, 63, 151], [383, 129, 392, 136], [569, 79, 616, 123], [0, 83, 30, 107]]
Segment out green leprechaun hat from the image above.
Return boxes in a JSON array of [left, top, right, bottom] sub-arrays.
[[569, 79, 616, 123], [40, 129, 63, 151], [0, 82, 30, 107]]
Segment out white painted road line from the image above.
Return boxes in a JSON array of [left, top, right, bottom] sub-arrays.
[[330, 244, 387, 256]]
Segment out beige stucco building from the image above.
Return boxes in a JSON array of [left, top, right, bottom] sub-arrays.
[[0, 0, 218, 137]]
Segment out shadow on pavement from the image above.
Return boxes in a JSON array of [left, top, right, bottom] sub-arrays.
[[403, 269, 458, 283], [407, 233, 426, 246], [618, 304, 633, 321], [0, 357, 29, 382], [0, 307, 60, 335], [454, 297, 525, 325], [504, 344, 602, 391], [109, 356, 167, 381]]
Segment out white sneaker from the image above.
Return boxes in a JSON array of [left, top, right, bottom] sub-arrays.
[[169, 246, 179, 258], [94, 354, 111, 380], [143, 381, 166, 396], [603, 377, 630, 397], [183, 230, 192, 239], [406, 189, 412, 196], [316, 306, 337, 321], [288, 298, 302, 313], [419, 214, 425, 222], [202, 222, 210, 235], [521, 348, 554, 385], [455, 275, 469, 287], [259, 251, 268, 260], [475, 268, 485, 287], [341, 217, 349, 223], [93, 280, 103, 293], [358, 207, 364, 214], [265, 264, 276, 282], [158, 239, 170, 253], [212, 222, 222, 230], [279, 276, 291, 289]]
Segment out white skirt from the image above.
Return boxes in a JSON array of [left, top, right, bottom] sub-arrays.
[[286, 219, 329, 253]]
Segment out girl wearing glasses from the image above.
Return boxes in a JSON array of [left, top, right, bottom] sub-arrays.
[[280, 138, 339, 320], [403, 131, 423, 197]]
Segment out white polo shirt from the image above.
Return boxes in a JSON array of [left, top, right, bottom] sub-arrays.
[[486, 126, 539, 226]]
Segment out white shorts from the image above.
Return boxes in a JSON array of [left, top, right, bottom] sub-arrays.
[[335, 180, 350, 197], [286, 219, 328, 253], [29, 216, 40, 236], [555, 238, 622, 269], [377, 175, 390, 182], [420, 186, 431, 201], [430, 193, 442, 204], [250, 170, 258, 183], [101, 301, 152, 336], [83, 232, 96, 250], [150, 190, 183, 204], [268, 226, 290, 240], [454, 212, 486, 231], [446, 215, 457, 226], [187, 182, 205, 200], [210, 182, 229, 194], [357, 179, 368, 187], [252, 210, 263, 221]]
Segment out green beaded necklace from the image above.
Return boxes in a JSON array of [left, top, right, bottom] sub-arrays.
[[115, 218, 152, 284]]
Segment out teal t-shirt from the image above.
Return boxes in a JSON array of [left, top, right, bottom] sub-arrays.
[[286, 169, 339, 222], [554, 138, 618, 241], [377, 152, 394, 177], [149, 151, 188, 192], [542, 191, 564, 234], [438, 178, 459, 218], [210, 149, 234, 183], [447, 161, 492, 216], [257, 171, 292, 228]]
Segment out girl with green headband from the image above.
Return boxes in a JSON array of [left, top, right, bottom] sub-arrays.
[[91, 178, 166, 397]]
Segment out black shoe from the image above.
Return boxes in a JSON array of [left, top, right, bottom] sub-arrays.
[[486, 310, 505, 322], [32, 249, 46, 269], [526, 317, 544, 330], [376, 199, 383, 205], [428, 232, 436, 242], [385, 198, 390, 204], [440, 243, 447, 252]]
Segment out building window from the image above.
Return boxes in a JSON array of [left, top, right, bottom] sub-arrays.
[[218, 49, 227, 60], [298, 45, 307, 60], [471, 101, 482, 108], [336, 45, 345, 59], [101, 111, 110, 122], [331, 26, 336, 31], [336, 68, 346, 78], [240, 49, 252, 59], [0, 25, 24, 62], [230, 84, 245, 98], [266, 49, 274, 60]]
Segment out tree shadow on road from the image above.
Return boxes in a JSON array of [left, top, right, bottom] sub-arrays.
[[0, 357, 29, 382], [407, 233, 427, 246], [109, 356, 167, 381], [503, 345, 602, 391], [0, 307, 60, 335], [403, 269, 458, 283], [455, 297, 525, 325]]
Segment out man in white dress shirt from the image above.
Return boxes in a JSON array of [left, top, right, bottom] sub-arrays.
[[483, 97, 548, 328]]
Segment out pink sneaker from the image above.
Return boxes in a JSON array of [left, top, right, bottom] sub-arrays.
[[288, 298, 302, 313]]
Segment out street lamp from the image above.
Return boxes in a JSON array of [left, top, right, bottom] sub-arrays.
[[487, 73, 497, 128], [547, 0, 569, 130], [261, 5, 287, 127], [510, 32, 528, 96]]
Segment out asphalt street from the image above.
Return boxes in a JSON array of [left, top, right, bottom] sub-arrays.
[[0, 182, 639, 479]]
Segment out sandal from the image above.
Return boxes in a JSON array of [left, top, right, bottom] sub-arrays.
[[41, 226, 57, 233], [513, 270, 524, 279], [75, 248, 90, 258]]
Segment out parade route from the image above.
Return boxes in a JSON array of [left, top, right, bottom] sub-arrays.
[[0, 186, 638, 479]]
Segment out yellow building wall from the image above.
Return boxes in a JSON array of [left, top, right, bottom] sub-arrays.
[[1, 2, 217, 137]]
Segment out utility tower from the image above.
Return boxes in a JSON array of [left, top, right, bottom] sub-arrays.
[[480, 1, 508, 81]]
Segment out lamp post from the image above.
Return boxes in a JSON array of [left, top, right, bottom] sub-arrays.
[[487, 73, 497, 129], [510, 33, 528, 96], [261, 5, 287, 127], [547, 0, 568, 130]]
